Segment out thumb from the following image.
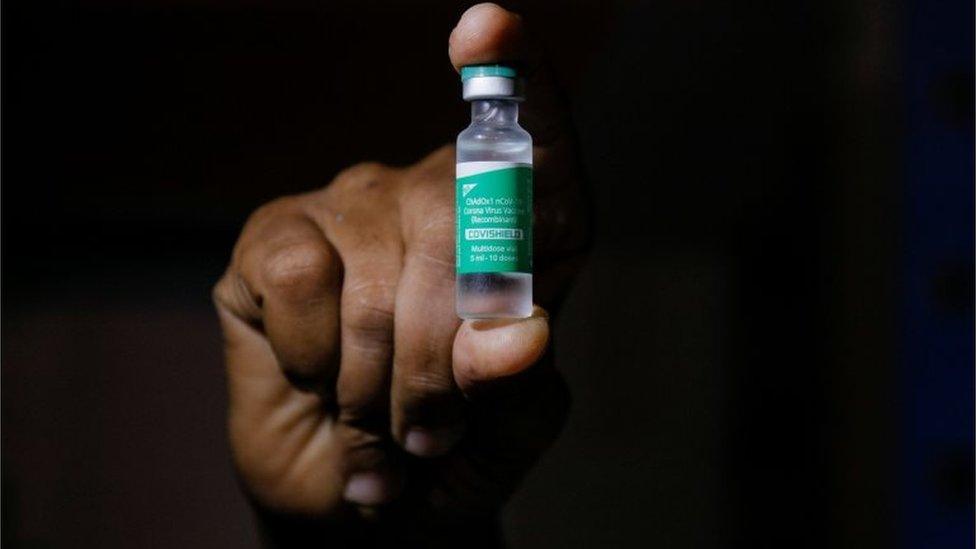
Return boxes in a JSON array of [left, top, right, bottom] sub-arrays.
[[449, 306, 568, 506], [452, 305, 550, 395], [448, 3, 570, 150]]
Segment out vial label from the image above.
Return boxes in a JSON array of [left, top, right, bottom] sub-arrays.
[[456, 161, 533, 274]]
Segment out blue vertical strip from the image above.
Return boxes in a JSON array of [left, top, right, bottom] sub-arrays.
[[903, 0, 975, 546]]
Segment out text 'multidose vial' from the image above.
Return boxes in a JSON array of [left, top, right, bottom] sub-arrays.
[[456, 64, 533, 319]]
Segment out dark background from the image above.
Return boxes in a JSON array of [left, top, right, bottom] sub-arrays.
[[3, 0, 973, 547]]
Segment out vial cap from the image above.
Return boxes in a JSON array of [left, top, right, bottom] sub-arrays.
[[460, 64, 518, 81], [460, 64, 523, 101]]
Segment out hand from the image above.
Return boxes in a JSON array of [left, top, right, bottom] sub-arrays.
[[212, 3, 587, 546]]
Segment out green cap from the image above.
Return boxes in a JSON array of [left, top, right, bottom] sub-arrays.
[[460, 64, 517, 82]]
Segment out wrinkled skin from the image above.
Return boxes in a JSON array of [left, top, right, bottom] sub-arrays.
[[212, 3, 588, 546]]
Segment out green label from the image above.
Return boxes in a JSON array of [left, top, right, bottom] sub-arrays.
[[456, 163, 533, 274]]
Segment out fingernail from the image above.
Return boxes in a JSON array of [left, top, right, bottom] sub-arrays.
[[404, 426, 461, 457], [343, 471, 392, 505]]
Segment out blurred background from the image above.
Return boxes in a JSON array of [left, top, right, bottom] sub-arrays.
[[2, 0, 973, 547]]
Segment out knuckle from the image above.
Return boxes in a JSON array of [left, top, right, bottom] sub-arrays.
[[344, 279, 396, 314], [341, 161, 386, 179], [400, 370, 456, 401], [234, 195, 311, 268], [342, 283, 396, 357], [344, 321, 393, 359], [343, 283, 396, 332], [243, 195, 298, 233], [262, 240, 337, 299], [212, 271, 261, 321], [329, 161, 388, 194]]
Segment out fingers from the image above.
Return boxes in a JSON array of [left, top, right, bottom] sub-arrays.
[[318, 163, 403, 430], [336, 421, 403, 507], [214, 297, 348, 515], [315, 164, 406, 506], [333, 244, 403, 507], [333, 242, 399, 428], [390, 151, 466, 457], [391, 257, 464, 458], [216, 201, 343, 395]]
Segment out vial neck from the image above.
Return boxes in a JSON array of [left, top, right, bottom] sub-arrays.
[[470, 99, 519, 125]]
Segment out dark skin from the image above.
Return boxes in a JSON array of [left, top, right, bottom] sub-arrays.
[[213, 4, 588, 545]]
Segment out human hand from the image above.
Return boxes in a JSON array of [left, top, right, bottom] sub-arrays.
[[213, 3, 587, 546]]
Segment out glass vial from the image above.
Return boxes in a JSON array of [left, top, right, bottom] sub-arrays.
[[456, 64, 533, 319]]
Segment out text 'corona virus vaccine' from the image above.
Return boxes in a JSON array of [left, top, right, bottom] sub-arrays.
[[456, 64, 533, 319]]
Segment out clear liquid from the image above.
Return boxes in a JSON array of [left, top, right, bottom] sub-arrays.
[[457, 99, 533, 319]]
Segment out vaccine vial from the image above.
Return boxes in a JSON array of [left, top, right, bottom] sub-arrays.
[[456, 64, 533, 319]]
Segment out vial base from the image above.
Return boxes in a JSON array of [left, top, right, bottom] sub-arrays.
[[456, 272, 532, 319]]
